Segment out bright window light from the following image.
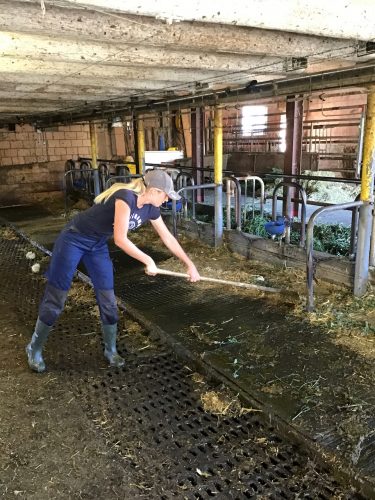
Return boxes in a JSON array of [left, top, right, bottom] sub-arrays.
[[242, 105, 267, 136], [279, 114, 286, 152]]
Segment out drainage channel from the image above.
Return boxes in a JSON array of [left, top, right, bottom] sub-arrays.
[[0, 226, 363, 499]]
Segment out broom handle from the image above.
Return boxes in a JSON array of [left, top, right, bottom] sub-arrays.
[[155, 268, 280, 293]]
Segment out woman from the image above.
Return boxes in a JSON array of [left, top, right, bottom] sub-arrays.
[[26, 169, 200, 373]]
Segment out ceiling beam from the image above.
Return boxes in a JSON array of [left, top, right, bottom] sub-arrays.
[[0, 57, 229, 83], [0, 91, 141, 101], [1, 1, 363, 57], [0, 32, 366, 89], [0, 32, 288, 72], [49, 0, 375, 41], [0, 73, 194, 93]]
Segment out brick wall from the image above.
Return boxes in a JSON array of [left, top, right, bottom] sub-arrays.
[[0, 160, 65, 205], [0, 123, 93, 166], [0, 123, 94, 205]]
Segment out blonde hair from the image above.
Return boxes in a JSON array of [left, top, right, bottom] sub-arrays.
[[94, 178, 146, 204]]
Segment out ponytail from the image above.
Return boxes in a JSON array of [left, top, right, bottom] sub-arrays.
[[94, 178, 146, 204]]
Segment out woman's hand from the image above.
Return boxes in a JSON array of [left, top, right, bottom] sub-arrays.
[[144, 257, 158, 276], [186, 264, 200, 282]]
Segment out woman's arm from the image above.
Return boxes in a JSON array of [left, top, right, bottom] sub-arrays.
[[150, 216, 200, 282], [113, 199, 157, 274]]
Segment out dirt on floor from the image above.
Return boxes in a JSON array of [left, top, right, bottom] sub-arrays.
[[131, 224, 375, 357], [1, 210, 374, 498], [0, 301, 140, 500], [127, 224, 375, 483]]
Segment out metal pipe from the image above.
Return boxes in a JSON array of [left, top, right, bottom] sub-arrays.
[[355, 87, 375, 294], [171, 183, 217, 237], [176, 172, 195, 219], [349, 201, 360, 259], [306, 201, 364, 311], [244, 178, 248, 223], [235, 175, 265, 217], [284, 97, 303, 218], [226, 178, 231, 230], [77, 156, 136, 166], [355, 111, 366, 179], [370, 207, 375, 267], [272, 181, 307, 247], [252, 179, 256, 219], [223, 176, 241, 231], [63, 168, 94, 216], [264, 173, 361, 184], [104, 174, 142, 190], [360, 90, 375, 202], [214, 107, 223, 247], [354, 202, 373, 295], [89, 121, 101, 196], [192, 107, 204, 202], [137, 117, 145, 174], [98, 162, 109, 192]]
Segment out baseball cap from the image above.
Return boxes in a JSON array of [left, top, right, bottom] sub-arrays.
[[144, 169, 181, 200]]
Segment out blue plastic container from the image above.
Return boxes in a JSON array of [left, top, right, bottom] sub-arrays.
[[162, 200, 183, 212], [264, 219, 285, 236]]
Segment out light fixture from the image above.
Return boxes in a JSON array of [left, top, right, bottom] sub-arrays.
[[33, 122, 43, 133], [111, 116, 123, 128], [357, 41, 375, 57], [284, 57, 308, 72]]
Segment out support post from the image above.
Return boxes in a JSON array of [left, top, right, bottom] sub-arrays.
[[137, 117, 145, 174], [132, 116, 139, 173], [89, 121, 100, 196], [214, 107, 223, 247], [283, 97, 304, 237], [192, 107, 205, 202], [354, 87, 375, 296]]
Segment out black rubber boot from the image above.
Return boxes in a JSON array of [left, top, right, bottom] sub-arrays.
[[26, 318, 52, 373], [102, 323, 125, 368]]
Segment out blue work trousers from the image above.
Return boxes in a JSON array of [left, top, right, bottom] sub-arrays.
[[39, 226, 119, 326]]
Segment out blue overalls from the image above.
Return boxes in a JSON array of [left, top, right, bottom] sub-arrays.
[[39, 224, 118, 326]]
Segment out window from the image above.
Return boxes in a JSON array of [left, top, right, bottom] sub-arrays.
[[279, 114, 286, 152], [242, 105, 267, 136]]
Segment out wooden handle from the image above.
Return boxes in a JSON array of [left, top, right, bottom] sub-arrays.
[[155, 268, 280, 293]]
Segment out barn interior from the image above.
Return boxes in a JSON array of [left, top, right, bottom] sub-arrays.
[[0, 1, 374, 498]]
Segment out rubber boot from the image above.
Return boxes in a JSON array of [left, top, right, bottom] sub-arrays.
[[102, 323, 125, 368], [26, 318, 52, 373]]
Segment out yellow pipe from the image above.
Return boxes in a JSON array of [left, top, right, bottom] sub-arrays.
[[360, 87, 375, 201], [214, 107, 223, 184], [89, 121, 98, 169], [137, 117, 145, 174]]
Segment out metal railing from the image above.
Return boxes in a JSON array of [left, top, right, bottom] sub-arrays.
[[306, 200, 364, 311], [175, 172, 195, 219], [272, 181, 307, 247], [63, 168, 95, 216], [236, 175, 265, 220], [223, 176, 241, 231], [104, 173, 142, 190], [171, 183, 217, 237]]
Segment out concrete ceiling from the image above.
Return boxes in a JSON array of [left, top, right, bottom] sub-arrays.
[[0, 0, 375, 125]]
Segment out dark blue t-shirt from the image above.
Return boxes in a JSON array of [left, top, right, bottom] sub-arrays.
[[72, 189, 160, 238]]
